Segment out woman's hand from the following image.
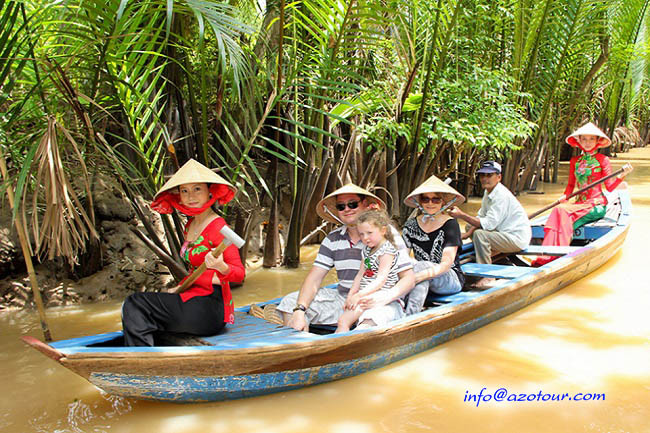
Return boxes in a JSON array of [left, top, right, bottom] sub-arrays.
[[558, 194, 567, 204], [620, 163, 633, 178], [166, 285, 181, 294], [205, 251, 230, 274]]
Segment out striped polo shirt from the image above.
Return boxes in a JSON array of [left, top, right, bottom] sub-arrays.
[[314, 225, 413, 295]]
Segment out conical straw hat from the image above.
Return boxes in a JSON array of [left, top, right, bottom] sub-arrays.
[[153, 159, 236, 201], [566, 122, 611, 149], [404, 175, 465, 208], [316, 183, 386, 224]]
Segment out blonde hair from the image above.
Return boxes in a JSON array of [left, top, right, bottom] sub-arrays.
[[357, 210, 395, 244]]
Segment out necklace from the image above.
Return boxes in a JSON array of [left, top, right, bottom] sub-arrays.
[[186, 212, 215, 241]]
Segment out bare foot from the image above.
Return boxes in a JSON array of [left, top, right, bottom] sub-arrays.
[[472, 278, 497, 289]]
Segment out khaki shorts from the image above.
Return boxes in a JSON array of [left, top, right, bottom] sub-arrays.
[[277, 286, 346, 326]]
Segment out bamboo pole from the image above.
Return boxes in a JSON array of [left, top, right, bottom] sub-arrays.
[[527, 166, 627, 220], [0, 147, 52, 341]]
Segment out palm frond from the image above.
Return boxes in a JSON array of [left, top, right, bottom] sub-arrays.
[[26, 117, 98, 266]]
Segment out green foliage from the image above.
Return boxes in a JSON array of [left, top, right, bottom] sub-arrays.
[[3, 0, 650, 269], [359, 117, 411, 152], [428, 68, 535, 153], [358, 67, 534, 155]]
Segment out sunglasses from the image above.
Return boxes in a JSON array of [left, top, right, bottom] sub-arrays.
[[420, 196, 442, 204], [335, 200, 360, 211]]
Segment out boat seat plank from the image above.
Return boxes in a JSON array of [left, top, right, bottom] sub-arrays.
[[199, 313, 322, 348], [51, 332, 123, 349], [460, 263, 538, 279], [212, 315, 289, 339], [532, 225, 611, 240], [208, 330, 322, 349], [517, 245, 581, 256], [206, 324, 293, 343]]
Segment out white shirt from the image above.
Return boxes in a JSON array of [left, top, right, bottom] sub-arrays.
[[478, 182, 531, 249]]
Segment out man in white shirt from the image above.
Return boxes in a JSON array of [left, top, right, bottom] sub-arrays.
[[448, 161, 531, 287]]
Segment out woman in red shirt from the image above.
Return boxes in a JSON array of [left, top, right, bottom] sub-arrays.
[[532, 123, 632, 267], [121, 159, 245, 346]]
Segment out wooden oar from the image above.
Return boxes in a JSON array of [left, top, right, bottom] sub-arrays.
[[175, 225, 245, 294], [527, 166, 627, 220]]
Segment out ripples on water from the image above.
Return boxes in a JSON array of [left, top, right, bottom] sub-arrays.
[[3, 149, 650, 432]]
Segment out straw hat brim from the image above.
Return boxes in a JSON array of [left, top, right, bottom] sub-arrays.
[[566, 122, 611, 149], [404, 175, 465, 208], [316, 183, 386, 224], [153, 159, 236, 201]]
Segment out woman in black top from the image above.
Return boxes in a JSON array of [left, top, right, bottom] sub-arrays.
[[402, 176, 465, 314]]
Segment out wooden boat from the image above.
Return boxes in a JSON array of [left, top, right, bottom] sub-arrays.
[[22, 189, 632, 403]]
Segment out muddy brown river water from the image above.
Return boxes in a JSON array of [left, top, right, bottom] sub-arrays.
[[2, 147, 650, 432]]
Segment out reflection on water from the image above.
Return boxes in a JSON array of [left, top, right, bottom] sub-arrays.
[[3, 147, 650, 432]]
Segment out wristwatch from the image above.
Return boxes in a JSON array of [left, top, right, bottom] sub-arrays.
[[292, 304, 307, 313]]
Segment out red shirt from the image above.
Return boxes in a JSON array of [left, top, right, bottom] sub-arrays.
[[179, 217, 245, 324]]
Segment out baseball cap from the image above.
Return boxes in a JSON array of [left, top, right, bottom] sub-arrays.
[[476, 161, 502, 174]]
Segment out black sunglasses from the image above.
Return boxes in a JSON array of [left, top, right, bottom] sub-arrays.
[[420, 196, 442, 204], [335, 200, 360, 211]]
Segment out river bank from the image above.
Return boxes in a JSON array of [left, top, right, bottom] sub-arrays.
[[0, 176, 270, 311]]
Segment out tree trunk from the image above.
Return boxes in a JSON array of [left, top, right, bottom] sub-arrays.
[[262, 155, 280, 268]]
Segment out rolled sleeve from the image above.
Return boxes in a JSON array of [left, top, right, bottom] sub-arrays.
[[395, 252, 414, 272]]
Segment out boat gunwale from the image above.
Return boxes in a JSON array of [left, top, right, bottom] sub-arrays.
[[52, 221, 628, 380], [61, 222, 625, 353]]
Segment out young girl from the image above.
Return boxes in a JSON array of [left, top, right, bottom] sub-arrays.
[[531, 122, 633, 267], [336, 210, 404, 333]]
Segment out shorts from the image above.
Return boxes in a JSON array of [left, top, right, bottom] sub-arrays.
[[358, 300, 405, 327], [277, 286, 346, 326]]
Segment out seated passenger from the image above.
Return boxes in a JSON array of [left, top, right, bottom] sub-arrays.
[[336, 210, 405, 332], [448, 161, 531, 288], [122, 159, 245, 346], [402, 175, 465, 314], [276, 183, 415, 331], [531, 123, 633, 267]]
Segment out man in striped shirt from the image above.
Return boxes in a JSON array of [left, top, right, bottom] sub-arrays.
[[277, 184, 415, 331]]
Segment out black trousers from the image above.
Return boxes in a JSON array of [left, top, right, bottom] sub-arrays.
[[121, 289, 225, 346]]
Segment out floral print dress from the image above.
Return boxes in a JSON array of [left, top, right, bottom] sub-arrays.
[[534, 151, 622, 265]]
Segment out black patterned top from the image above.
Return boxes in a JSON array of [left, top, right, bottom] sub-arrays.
[[402, 217, 464, 285]]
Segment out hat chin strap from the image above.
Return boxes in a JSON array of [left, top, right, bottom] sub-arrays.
[[418, 177, 456, 221], [419, 196, 458, 222]]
